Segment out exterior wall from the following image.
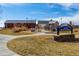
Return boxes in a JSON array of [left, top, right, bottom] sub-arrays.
[[38, 24, 46, 29], [38, 22, 59, 30], [5, 23, 14, 29], [49, 21, 59, 30], [37, 24, 50, 30], [5, 23, 36, 29], [25, 23, 36, 28]]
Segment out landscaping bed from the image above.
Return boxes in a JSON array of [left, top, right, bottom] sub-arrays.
[[7, 35, 79, 56]]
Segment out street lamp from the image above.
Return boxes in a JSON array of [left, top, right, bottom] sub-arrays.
[[60, 18, 62, 24]]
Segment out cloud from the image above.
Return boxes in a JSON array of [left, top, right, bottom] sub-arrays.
[[30, 11, 47, 15], [53, 13, 79, 25], [47, 3, 79, 18], [0, 3, 28, 7], [58, 3, 72, 7], [70, 3, 79, 11], [0, 20, 5, 27], [41, 12, 79, 25], [47, 3, 55, 8], [47, 3, 72, 8]]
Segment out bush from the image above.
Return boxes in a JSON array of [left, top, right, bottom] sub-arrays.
[[13, 27, 21, 33], [75, 30, 78, 32], [13, 27, 29, 33], [21, 27, 28, 31]]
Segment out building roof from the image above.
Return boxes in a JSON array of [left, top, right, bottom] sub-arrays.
[[38, 21, 49, 24], [5, 20, 36, 23]]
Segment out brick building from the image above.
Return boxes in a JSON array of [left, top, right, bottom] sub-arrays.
[[5, 20, 36, 29]]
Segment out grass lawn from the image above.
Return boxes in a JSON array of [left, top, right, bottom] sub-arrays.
[[7, 35, 79, 56], [0, 29, 34, 35]]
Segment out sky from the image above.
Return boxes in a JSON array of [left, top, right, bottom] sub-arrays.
[[0, 3, 79, 27]]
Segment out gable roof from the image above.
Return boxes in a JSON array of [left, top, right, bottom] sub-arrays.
[[38, 20, 49, 24], [5, 20, 36, 23]]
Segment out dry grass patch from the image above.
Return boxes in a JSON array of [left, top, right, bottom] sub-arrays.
[[0, 29, 34, 35], [7, 35, 79, 56]]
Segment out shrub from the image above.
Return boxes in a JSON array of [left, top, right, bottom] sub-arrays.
[[13, 27, 21, 33]]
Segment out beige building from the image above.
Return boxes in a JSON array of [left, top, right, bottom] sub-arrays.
[[49, 20, 59, 31], [37, 20, 59, 31], [38, 20, 49, 30]]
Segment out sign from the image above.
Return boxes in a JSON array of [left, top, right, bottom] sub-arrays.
[[57, 23, 73, 35]]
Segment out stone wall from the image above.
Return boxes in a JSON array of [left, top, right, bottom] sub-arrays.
[[54, 34, 75, 42]]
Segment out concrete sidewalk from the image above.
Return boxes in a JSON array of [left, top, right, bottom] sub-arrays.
[[0, 35, 19, 56]]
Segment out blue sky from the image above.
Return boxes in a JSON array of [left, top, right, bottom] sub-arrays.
[[0, 3, 79, 27]]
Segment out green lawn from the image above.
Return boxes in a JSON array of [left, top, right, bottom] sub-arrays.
[[7, 35, 79, 56], [0, 29, 34, 35]]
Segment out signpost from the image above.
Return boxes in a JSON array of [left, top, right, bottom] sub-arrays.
[[57, 23, 73, 35], [54, 23, 75, 42]]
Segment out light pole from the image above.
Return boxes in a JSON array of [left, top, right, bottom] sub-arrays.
[[60, 18, 62, 24], [72, 19, 75, 29]]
